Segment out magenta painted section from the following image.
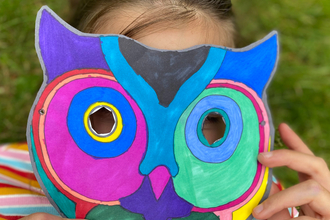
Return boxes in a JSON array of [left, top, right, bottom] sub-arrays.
[[44, 77, 146, 201], [148, 166, 171, 200]]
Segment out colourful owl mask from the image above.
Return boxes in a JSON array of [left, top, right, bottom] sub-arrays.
[[27, 6, 279, 220]]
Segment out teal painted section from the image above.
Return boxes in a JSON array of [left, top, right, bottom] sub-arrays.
[[173, 212, 219, 220], [30, 127, 76, 218], [173, 88, 259, 207]]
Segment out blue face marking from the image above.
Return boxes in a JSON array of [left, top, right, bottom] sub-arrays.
[[67, 87, 137, 158], [100, 36, 226, 176]]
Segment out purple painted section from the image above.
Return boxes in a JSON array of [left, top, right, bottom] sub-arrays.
[[38, 10, 110, 83], [120, 177, 193, 220], [45, 77, 147, 201]]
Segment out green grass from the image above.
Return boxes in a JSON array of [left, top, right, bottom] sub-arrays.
[[233, 0, 330, 186], [0, 0, 69, 142], [1, 0, 330, 187]]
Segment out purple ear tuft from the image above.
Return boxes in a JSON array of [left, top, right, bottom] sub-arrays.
[[36, 7, 110, 83]]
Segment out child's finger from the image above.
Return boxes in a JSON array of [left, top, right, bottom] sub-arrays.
[[267, 208, 291, 220], [300, 204, 318, 218], [267, 182, 292, 219], [258, 149, 330, 189], [284, 217, 317, 220], [269, 182, 281, 196], [252, 180, 330, 220], [278, 123, 314, 155]]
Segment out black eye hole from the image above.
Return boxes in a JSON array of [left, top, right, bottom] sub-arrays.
[[202, 112, 226, 145], [89, 107, 115, 136]]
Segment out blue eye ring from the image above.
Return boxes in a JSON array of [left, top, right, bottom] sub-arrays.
[[184, 95, 243, 163], [197, 108, 230, 148], [68, 87, 137, 158]]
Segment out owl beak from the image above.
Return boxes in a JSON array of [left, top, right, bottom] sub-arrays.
[[148, 166, 171, 200]]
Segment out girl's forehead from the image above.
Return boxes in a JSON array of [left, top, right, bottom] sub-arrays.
[[123, 23, 228, 50], [93, 7, 235, 50]]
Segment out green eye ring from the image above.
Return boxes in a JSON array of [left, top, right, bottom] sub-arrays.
[[197, 108, 230, 148]]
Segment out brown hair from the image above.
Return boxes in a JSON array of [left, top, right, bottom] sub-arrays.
[[70, 0, 236, 46]]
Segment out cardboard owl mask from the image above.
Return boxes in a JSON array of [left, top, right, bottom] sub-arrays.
[[27, 6, 278, 220]]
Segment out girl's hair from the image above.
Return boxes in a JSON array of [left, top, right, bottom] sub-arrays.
[[70, 0, 236, 46]]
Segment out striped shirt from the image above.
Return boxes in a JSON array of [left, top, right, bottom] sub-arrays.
[[0, 143, 59, 220], [0, 143, 298, 219]]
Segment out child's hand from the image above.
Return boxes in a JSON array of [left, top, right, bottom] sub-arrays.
[[19, 213, 86, 220], [253, 123, 330, 220]]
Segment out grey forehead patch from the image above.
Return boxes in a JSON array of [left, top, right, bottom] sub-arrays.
[[118, 37, 210, 107]]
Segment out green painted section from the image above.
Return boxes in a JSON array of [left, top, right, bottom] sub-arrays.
[[173, 88, 259, 208], [173, 212, 219, 220], [86, 205, 144, 220], [197, 108, 230, 147], [30, 127, 76, 218]]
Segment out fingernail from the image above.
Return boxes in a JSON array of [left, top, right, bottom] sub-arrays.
[[253, 204, 263, 214], [260, 152, 273, 158]]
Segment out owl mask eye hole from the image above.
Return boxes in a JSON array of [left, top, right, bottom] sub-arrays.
[[89, 106, 116, 137], [202, 112, 226, 145], [197, 108, 231, 148]]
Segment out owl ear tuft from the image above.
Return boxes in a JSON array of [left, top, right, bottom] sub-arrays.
[[214, 31, 279, 98], [35, 6, 110, 84]]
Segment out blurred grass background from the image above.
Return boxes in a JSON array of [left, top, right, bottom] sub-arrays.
[[0, 0, 329, 187], [232, 0, 330, 186]]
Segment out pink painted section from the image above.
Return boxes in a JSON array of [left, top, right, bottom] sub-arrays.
[[192, 80, 270, 213], [44, 77, 147, 201], [148, 166, 171, 200], [0, 195, 51, 206], [214, 211, 232, 220]]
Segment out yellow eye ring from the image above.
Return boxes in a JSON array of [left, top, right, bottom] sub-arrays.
[[84, 102, 123, 143]]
